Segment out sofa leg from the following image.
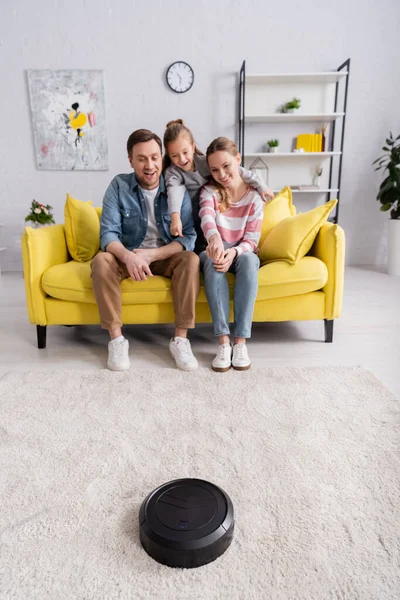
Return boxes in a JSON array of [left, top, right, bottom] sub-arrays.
[[324, 319, 334, 343], [37, 325, 47, 349]]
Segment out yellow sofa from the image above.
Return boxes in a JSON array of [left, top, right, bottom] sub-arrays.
[[21, 193, 345, 349]]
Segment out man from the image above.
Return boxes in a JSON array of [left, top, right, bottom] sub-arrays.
[[91, 129, 200, 372]]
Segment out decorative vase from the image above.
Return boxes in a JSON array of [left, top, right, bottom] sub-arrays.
[[388, 219, 400, 276], [286, 108, 295, 114], [31, 222, 52, 229], [269, 147, 278, 153]]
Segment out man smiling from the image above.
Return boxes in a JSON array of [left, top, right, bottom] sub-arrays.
[[91, 129, 200, 371]]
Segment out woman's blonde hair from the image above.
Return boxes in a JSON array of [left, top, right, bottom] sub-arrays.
[[206, 137, 239, 212], [162, 119, 203, 170]]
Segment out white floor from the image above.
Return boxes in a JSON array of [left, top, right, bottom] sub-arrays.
[[1, 267, 399, 396]]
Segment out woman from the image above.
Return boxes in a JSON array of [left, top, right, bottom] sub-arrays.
[[199, 137, 263, 372]]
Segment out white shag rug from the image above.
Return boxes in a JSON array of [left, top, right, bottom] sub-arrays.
[[0, 367, 399, 600]]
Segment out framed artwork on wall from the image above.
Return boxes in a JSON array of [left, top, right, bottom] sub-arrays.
[[27, 69, 108, 171]]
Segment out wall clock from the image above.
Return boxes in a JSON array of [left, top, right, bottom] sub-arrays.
[[166, 61, 194, 93]]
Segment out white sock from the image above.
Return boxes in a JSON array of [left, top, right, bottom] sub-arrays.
[[110, 335, 125, 344]]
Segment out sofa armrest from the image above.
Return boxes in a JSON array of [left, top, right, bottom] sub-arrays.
[[311, 222, 345, 319], [22, 225, 69, 325]]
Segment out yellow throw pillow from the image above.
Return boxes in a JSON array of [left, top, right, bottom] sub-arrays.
[[259, 186, 296, 248], [259, 199, 338, 265], [64, 193, 100, 262]]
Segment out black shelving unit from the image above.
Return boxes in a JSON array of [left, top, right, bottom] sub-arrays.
[[238, 59, 351, 224]]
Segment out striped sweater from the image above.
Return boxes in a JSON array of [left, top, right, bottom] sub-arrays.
[[199, 185, 264, 256]]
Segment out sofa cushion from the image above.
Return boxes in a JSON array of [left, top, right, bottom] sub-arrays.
[[256, 256, 328, 300], [41, 255, 327, 305], [259, 199, 338, 265], [259, 186, 296, 248], [64, 194, 100, 262], [42, 259, 178, 305]]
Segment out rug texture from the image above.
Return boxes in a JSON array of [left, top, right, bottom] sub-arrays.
[[0, 367, 399, 600]]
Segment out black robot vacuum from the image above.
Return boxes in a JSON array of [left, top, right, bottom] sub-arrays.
[[139, 478, 234, 568]]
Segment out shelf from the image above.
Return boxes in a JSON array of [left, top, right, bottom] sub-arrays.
[[246, 72, 348, 84], [272, 189, 339, 194], [246, 113, 344, 123], [246, 152, 341, 158]]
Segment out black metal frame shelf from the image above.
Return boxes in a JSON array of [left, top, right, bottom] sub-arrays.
[[238, 59, 351, 224]]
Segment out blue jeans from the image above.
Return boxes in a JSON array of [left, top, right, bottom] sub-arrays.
[[200, 251, 260, 338]]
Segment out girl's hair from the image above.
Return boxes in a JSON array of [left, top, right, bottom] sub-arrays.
[[206, 137, 239, 212], [162, 119, 203, 170]]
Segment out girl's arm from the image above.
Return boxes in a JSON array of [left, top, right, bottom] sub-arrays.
[[239, 166, 274, 200], [236, 195, 264, 256], [164, 166, 187, 215]]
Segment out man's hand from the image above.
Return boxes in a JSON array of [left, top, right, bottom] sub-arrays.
[[124, 250, 153, 281], [206, 234, 224, 261], [213, 248, 237, 273], [261, 188, 274, 202], [133, 248, 159, 265]]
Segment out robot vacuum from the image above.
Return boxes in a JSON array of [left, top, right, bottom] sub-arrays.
[[139, 478, 234, 568]]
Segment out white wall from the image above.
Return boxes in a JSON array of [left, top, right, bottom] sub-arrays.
[[1, 0, 399, 270]]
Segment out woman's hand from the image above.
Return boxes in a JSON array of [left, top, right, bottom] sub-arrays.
[[213, 248, 237, 273], [206, 234, 224, 261]]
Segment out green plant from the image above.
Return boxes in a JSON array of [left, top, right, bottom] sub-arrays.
[[267, 139, 279, 147], [284, 97, 301, 111], [373, 132, 400, 219], [25, 200, 55, 225]]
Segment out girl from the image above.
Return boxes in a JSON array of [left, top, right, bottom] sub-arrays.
[[163, 120, 273, 244], [199, 137, 264, 372]]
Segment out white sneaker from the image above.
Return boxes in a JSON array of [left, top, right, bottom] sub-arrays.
[[169, 337, 198, 371], [232, 343, 251, 371], [107, 337, 130, 371], [212, 343, 232, 373]]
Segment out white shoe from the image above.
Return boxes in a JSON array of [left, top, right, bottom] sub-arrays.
[[107, 337, 130, 371], [169, 337, 198, 371], [232, 343, 251, 371], [212, 343, 232, 373]]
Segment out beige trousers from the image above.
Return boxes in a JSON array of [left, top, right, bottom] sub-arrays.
[[90, 251, 200, 331]]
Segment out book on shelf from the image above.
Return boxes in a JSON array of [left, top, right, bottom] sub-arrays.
[[296, 133, 323, 152]]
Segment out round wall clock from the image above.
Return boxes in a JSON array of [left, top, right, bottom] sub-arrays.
[[166, 61, 194, 94]]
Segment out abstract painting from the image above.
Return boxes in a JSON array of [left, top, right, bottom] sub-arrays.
[[27, 70, 108, 171]]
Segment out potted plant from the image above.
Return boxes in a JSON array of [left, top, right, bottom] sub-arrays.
[[267, 139, 279, 153], [25, 200, 55, 228], [373, 132, 400, 276], [284, 97, 301, 113]]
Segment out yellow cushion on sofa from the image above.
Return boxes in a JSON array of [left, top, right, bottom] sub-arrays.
[[259, 199, 338, 265], [259, 186, 296, 248], [64, 194, 100, 262]]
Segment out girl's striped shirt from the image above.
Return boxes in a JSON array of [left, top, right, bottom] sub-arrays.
[[199, 184, 264, 255]]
